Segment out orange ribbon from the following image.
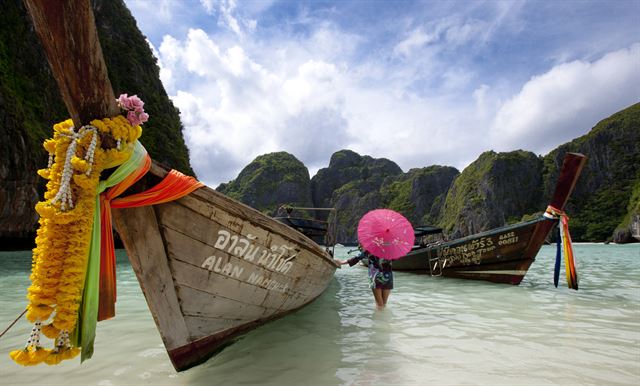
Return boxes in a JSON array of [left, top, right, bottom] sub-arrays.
[[98, 156, 204, 320]]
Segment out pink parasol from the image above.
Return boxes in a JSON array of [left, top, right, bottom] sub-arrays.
[[357, 209, 415, 260]]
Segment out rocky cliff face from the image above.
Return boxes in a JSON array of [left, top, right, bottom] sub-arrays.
[[0, 0, 69, 247], [0, 0, 193, 248], [439, 150, 543, 239], [216, 152, 313, 215], [542, 103, 640, 242], [310, 149, 403, 209], [612, 179, 639, 243], [380, 166, 459, 226]]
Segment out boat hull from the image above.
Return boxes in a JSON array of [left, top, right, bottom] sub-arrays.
[[113, 164, 338, 371], [394, 217, 555, 285]]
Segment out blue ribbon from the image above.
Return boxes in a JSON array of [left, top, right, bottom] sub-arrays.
[[554, 226, 561, 288]]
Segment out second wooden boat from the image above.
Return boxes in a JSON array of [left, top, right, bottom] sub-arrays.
[[392, 152, 587, 285]]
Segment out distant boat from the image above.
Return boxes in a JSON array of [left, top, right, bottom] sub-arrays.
[[274, 205, 337, 248], [391, 152, 587, 285], [26, 0, 338, 372]]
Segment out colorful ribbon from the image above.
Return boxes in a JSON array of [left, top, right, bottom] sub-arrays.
[[77, 141, 203, 361], [544, 205, 578, 290]]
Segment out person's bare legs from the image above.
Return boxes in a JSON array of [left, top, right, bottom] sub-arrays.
[[372, 288, 385, 309], [382, 289, 391, 306]]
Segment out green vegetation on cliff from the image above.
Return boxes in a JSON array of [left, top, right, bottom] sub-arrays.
[[380, 166, 459, 226], [543, 103, 640, 242], [613, 179, 640, 242], [94, 0, 193, 175], [217, 152, 312, 215], [216, 104, 639, 244], [439, 150, 543, 238]]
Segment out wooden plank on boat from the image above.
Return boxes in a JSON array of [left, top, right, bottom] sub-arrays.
[[189, 187, 328, 254], [549, 153, 587, 210], [177, 286, 272, 322], [163, 228, 330, 302], [112, 206, 191, 351], [183, 315, 247, 341]]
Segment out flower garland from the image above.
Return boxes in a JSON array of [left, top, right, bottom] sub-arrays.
[[10, 95, 146, 366]]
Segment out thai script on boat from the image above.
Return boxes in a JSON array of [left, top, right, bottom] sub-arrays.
[[438, 236, 496, 265], [436, 231, 521, 266], [213, 229, 297, 275]]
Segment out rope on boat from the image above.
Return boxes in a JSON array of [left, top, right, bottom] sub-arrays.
[[0, 309, 27, 339]]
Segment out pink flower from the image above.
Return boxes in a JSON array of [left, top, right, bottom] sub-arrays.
[[138, 112, 149, 123], [117, 94, 149, 126], [125, 110, 150, 126], [118, 94, 132, 110], [128, 95, 145, 112]]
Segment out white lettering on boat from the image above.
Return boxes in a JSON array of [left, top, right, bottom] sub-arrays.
[[200, 255, 244, 279], [498, 231, 519, 246], [196, 229, 303, 294], [247, 272, 289, 293]]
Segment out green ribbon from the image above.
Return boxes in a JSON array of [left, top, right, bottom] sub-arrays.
[[74, 141, 147, 361]]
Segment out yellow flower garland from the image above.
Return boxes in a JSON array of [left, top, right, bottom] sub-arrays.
[[10, 115, 142, 366]]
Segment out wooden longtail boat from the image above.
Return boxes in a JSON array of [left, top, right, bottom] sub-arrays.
[[25, 0, 338, 371], [392, 152, 586, 285]]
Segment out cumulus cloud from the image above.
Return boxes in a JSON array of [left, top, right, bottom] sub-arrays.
[[490, 44, 640, 154], [156, 29, 356, 186]]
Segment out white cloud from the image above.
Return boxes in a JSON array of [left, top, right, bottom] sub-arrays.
[[156, 29, 356, 185], [200, 0, 215, 14], [393, 28, 436, 57], [490, 44, 640, 154]]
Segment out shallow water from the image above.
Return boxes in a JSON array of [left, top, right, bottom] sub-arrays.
[[1, 244, 638, 385]]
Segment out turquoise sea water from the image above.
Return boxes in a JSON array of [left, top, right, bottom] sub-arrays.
[[1, 244, 639, 385]]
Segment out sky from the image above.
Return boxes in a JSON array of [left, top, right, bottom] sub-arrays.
[[124, 0, 640, 187]]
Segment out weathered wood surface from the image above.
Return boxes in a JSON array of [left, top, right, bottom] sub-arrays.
[[23, 0, 119, 127], [111, 206, 191, 351]]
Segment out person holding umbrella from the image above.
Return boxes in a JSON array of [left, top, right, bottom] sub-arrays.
[[336, 209, 414, 310], [336, 244, 395, 309]]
